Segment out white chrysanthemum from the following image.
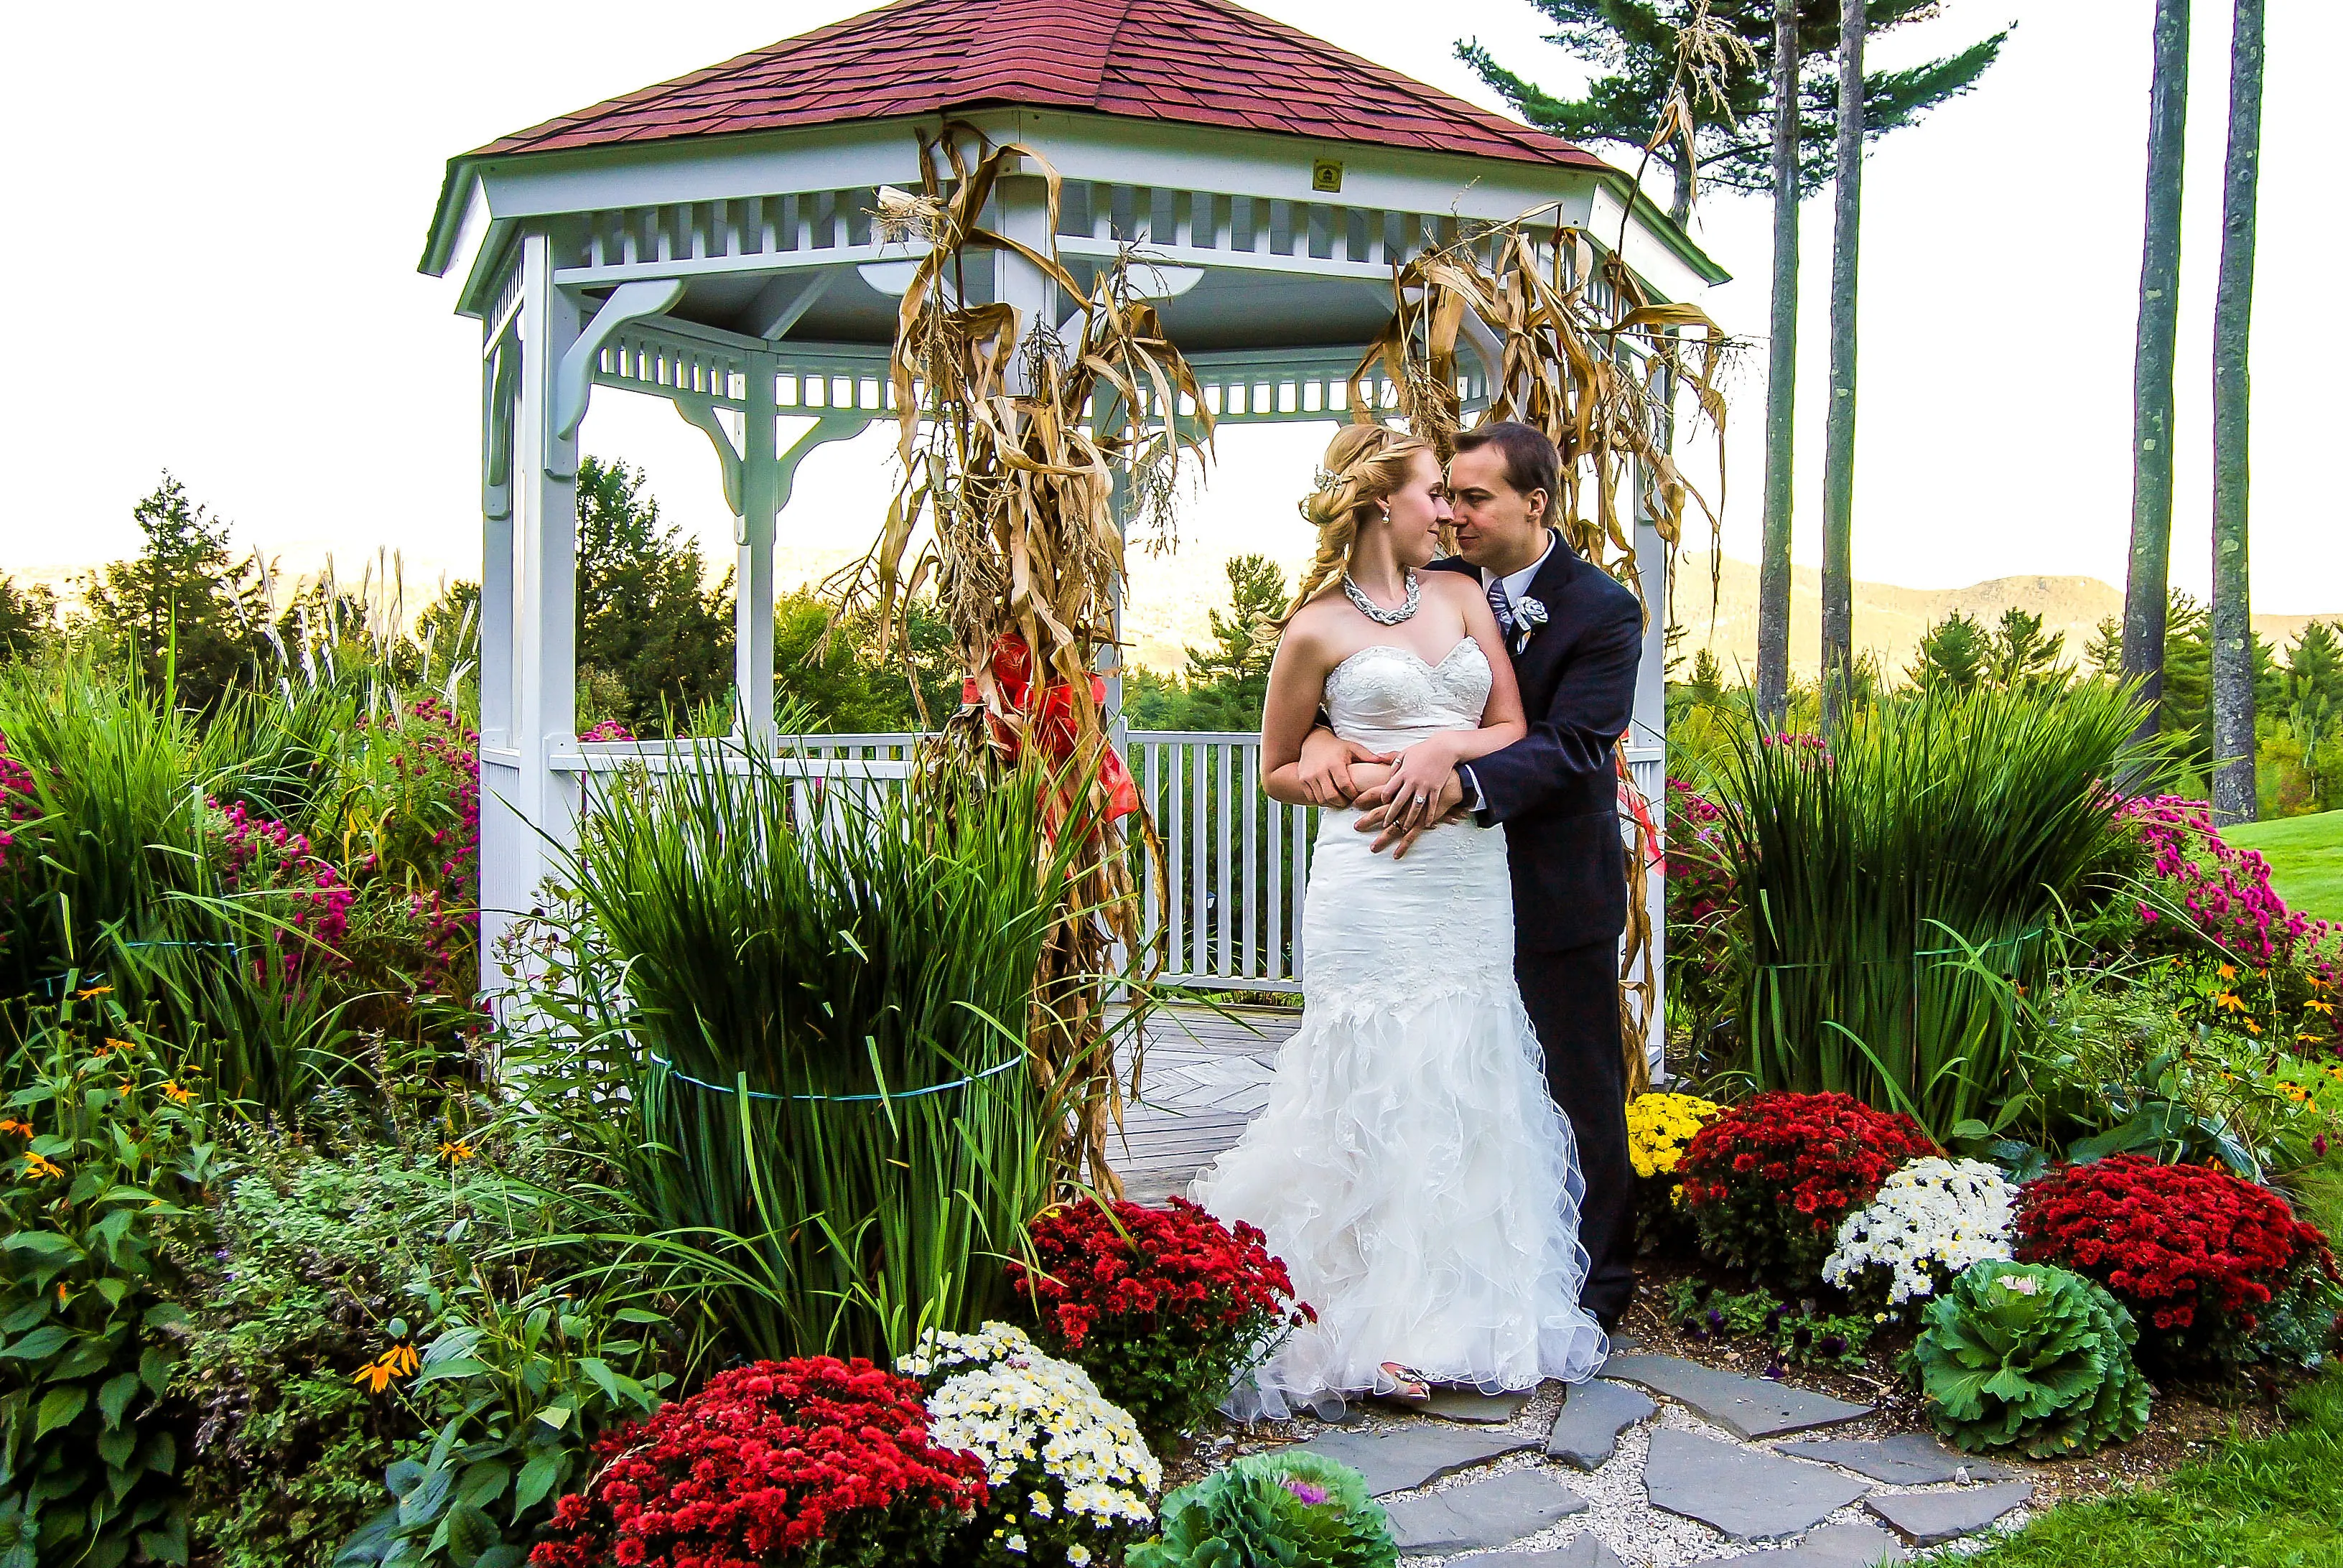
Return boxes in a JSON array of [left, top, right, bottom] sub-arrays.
[[903, 1322, 1162, 1534], [1822, 1156, 2016, 1307]]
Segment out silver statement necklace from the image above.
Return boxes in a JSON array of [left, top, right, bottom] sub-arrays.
[[1342, 569, 1420, 626]]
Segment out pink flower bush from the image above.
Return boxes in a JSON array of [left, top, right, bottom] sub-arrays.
[[0, 728, 35, 878], [358, 696, 480, 991], [579, 719, 636, 742], [213, 798, 355, 976], [2117, 794, 2337, 984]]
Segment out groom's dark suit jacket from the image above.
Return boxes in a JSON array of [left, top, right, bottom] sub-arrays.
[[1427, 532, 1642, 953]]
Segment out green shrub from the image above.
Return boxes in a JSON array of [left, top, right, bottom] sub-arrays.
[[1912, 1260, 2152, 1459], [1715, 683, 2157, 1139], [513, 749, 1073, 1362], [0, 989, 217, 1568], [1130, 1452, 1397, 1568]]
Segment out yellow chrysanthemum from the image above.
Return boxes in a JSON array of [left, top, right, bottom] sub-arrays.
[[1626, 1092, 1724, 1179]]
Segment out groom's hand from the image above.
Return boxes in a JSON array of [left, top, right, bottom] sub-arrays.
[[1354, 771, 1464, 859], [1297, 728, 1392, 806]]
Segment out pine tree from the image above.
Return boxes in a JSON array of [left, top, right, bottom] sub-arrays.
[[1906, 611, 1987, 693], [1688, 645, 1727, 704], [574, 456, 735, 735], [2286, 622, 2343, 704], [2085, 616, 2126, 681], [2160, 589, 2214, 769], [1185, 554, 1287, 687], [85, 473, 270, 710], [1988, 607, 2065, 691]]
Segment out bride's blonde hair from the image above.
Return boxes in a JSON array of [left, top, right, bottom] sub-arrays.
[[1281, 424, 1435, 625]]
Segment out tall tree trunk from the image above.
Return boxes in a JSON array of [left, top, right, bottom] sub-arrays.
[[2123, 0, 2192, 740], [1755, 0, 1799, 730], [1819, 0, 1864, 717], [2211, 0, 2265, 826]]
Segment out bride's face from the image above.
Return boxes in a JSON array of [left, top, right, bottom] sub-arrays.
[[1373, 449, 1452, 570]]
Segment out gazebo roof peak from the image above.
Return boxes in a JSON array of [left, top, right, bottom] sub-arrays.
[[472, 0, 1612, 173]]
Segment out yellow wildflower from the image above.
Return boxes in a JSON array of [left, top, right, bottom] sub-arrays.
[[2214, 991, 2248, 1015], [161, 1081, 194, 1105], [1626, 1092, 1725, 1179], [2217, 963, 2238, 981], [73, 986, 113, 999], [105, 1038, 136, 1054], [439, 1139, 475, 1165], [0, 1119, 30, 1137], [22, 1152, 62, 1180], [350, 1344, 421, 1394]]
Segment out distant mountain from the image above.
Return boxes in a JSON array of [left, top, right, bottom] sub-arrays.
[[1668, 554, 2335, 683]]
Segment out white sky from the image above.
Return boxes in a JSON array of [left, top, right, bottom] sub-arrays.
[[1, 0, 2335, 615]]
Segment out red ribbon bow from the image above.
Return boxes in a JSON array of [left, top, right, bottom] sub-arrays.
[[964, 633, 1140, 823]]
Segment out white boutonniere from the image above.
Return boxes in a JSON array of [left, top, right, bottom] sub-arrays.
[[1511, 595, 1549, 653]]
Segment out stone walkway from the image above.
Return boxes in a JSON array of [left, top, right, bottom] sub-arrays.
[[1127, 1010, 2044, 1562], [1224, 1348, 2035, 1566]]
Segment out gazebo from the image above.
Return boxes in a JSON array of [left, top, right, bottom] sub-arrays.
[[419, 0, 1727, 1042]]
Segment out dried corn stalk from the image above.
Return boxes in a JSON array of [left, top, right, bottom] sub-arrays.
[[829, 124, 1211, 1195], [1354, 215, 1733, 1092]]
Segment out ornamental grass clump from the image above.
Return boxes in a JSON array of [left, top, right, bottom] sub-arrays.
[[2015, 1154, 2339, 1373], [1911, 1259, 2152, 1459], [1008, 1196, 1310, 1447], [1129, 1451, 1397, 1568], [528, 1357, 988, 1568], [1822, 1156, 2017, 1316], [1677, 1091, 1935, 1292], [898, 1322, 1160, 1567]]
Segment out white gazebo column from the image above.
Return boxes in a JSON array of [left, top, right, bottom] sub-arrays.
[[736, 350, 781, 746], [500, 231, 584, 951]]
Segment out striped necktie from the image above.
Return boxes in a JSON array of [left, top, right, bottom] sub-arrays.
[[1486, 575, 1515, 635]]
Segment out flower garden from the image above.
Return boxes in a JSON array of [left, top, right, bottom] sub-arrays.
[[4, 620, 2343, 1568]]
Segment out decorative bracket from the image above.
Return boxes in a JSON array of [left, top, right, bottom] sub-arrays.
[[482, 332, 521, 521], [673, 395, 743, 517], [554, 278, 686, 446]]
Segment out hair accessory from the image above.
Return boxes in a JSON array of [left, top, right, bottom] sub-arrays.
[[1311, 465, 1346, 493], [1342, 569, 1420, 626]]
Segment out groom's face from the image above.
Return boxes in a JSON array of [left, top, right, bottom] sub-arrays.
[[1446, 447, 1550, 573]]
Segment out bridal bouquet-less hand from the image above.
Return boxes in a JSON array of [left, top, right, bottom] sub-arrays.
[[1822, 1156, 2018, 1315], [899, 1322, 1162, 1568]]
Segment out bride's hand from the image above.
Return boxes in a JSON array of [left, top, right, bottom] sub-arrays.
[[1358, 737, 1461, 842]]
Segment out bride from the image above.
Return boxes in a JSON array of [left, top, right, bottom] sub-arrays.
[[1191, 424, 1606, 1419]]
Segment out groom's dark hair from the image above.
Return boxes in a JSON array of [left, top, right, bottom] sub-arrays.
[[1453, 421, 1559, 510]]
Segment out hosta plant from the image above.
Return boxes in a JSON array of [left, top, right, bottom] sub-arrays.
[[1911, 1260, 2152, 1459], [1822, 1157, 2017, 1316], [1129, 1451, 1397, 1568], [898, 1322, 1160, 1567], [0, 990, 218, 1568]]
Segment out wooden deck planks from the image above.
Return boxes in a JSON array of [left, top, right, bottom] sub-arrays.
[[1111, 1001, 1299, 1205]]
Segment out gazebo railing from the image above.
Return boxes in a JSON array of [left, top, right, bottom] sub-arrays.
[[587, 732, 1660, 995]]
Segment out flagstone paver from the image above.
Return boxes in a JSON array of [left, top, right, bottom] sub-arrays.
[[1545, 1380, 1657, 1470], [1601, 1355, 1874, 1440], [1776, 1434, 2019, 1486], [1383, 1467, 1591, 1554], [1709, 1519, 1912, 1567], [1425, 1387, 1536, 1424], [1643, 1429, 1873, 1541], [1865, 1483, 2034, 1545], [1453, 1533, 1628, 1567], [1290, 1424, 1537, 1497]]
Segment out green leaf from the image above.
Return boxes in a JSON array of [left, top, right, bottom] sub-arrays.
[[141, 1302, 188, 1330], [456, 1460, 511, 1509], [98, 1372, 141, 1429], [512, 1448, 565, 1521], [139, 1513, 190, 1567], [1947, 1119, 1992, 1142], [139, 1343, 176, 1398], [443, 1502, 499, 1567], [1, 1325, 70, 1361], [1, 1233, 80, 1264], [399, 1465, 453, 1529], [385, 1458, 428, 1499], [473, 1547, 528, 1568], [35, 1386, 86, 1437], [577, 1358, 623, 1406], [0, 1300, 50, 1333], [534, 1406, 572, 1432], [140, 1429, 178, 1475], [610, 1307, 666, 1325], [98, 1424, 137, 1470]]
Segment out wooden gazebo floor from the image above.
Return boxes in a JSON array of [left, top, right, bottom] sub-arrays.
[[1107, 1002, 1300, 1205]]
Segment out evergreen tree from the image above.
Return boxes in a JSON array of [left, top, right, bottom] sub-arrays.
[[1906, 610, 1986, 692], [1687, 645, 1727, 705], [2286, 621, 2343, 704], [2160, 589, 2214, 768], [85, 473, 271, 709], [1185, 555, 1286, 687], [574, 456, 735, 735], [0, 577, 58, 665], [1988, 607, 2065, 691], [2085, 615, 2125, 681]]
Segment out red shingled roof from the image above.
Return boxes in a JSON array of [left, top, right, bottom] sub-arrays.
[[477, 0, 1609, 172]]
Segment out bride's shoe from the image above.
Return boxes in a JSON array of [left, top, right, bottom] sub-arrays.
[[1376, 1362, 1433, 1409]]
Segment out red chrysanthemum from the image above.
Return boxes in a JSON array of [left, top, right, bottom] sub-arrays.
[[1677, 1091, 1935, 1291], [528, 1357, 986, 1568], [2015, 1154, 2337, 1370]]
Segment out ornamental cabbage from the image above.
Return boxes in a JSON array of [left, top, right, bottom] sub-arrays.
[[1912, 1259, 2152, 1459], [1129, 1451, 1397, 1568], [901, 1322, 1162, 1567], [1822, 1156, 2016, 1312]]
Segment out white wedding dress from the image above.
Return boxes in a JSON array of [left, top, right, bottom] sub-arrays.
[[1192, 638, 1607, 1419]]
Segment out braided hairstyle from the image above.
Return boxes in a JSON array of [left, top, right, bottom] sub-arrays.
[[1281, 424, 1435, 625]]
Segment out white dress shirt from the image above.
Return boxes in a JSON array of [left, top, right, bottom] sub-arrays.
[[1457, 531, 1554, 813]]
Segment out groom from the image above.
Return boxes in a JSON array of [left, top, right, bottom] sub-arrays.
[[1298, 421, 1644, 1329]]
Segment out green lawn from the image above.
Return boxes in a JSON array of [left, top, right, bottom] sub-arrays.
[[2227, 808, 2343, 925], [1960, 1371, 2343, 1567]]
